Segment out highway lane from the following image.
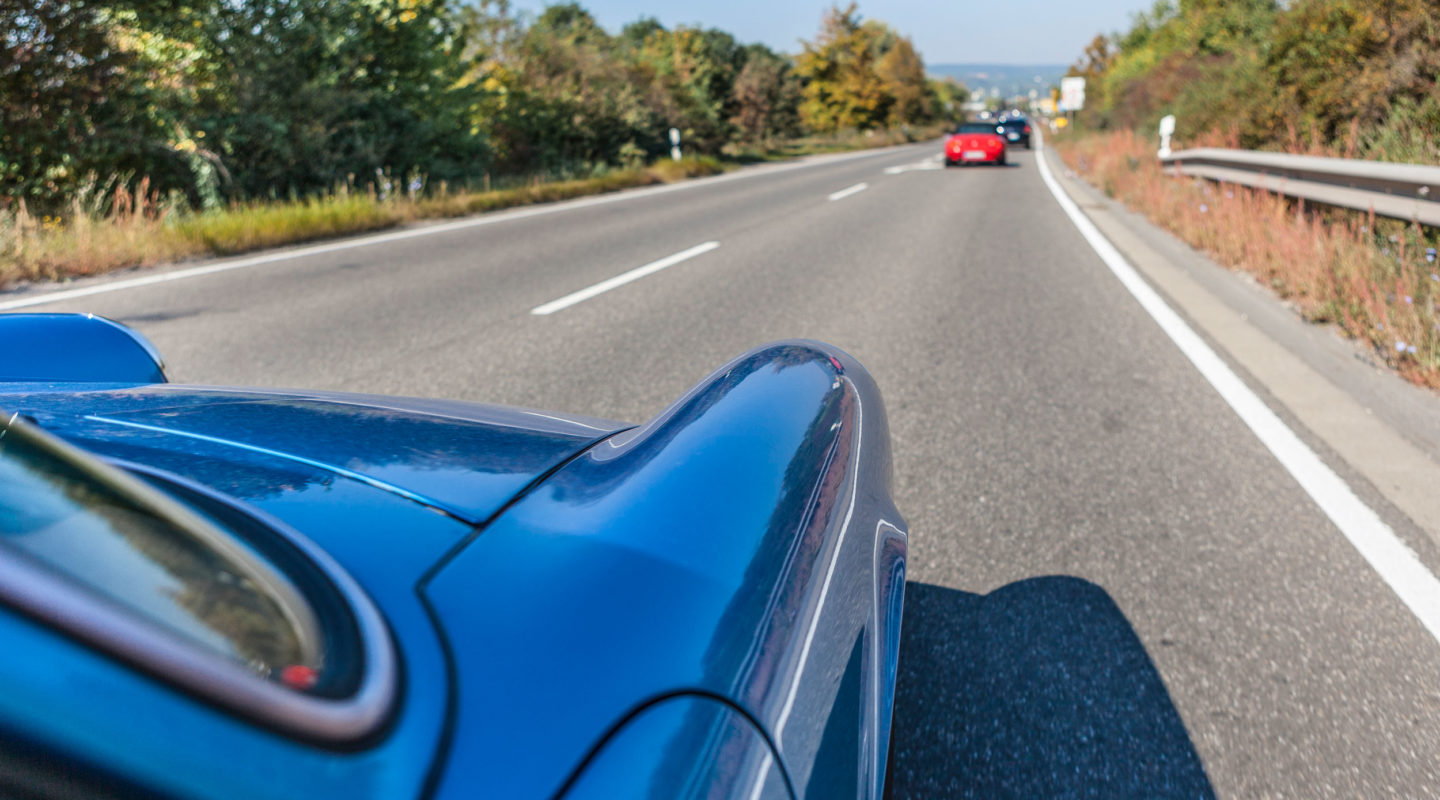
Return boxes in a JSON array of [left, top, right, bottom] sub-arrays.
[[16, 141, 1440, 796], [3, 143, 936, 392]]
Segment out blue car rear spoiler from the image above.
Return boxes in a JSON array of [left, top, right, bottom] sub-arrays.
[[0, 313, 168, 384]]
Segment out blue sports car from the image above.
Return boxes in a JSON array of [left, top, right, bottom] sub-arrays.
[[0, 313, 908, 800]]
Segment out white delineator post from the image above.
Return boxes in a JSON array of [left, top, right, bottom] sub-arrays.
[[1158, 114, 1176, 159], [669, 127, 682, 162]]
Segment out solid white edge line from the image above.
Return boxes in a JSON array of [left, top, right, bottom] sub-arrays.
[[530, 241, 720, 316], [1035, 138, 1440, 645], [827, 182, 869, 201], [0, 144, 926, 313]]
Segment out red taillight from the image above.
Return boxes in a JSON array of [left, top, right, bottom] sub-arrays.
[[281, 665, 318, 690], [1024, 125, 1031, 133]]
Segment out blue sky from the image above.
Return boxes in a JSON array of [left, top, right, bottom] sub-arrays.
[[505, 0, 1152, 65]]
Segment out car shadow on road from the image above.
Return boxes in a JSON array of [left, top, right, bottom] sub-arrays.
[[890, 577, 1215, 799]]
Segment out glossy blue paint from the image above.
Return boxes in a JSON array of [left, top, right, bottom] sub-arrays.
[[424, 341, 907, 800], [0, 313, 167, 384], [0, 465, 462, 799], [0, 327, 906, 800], [0, 385, 616, 798], [0, 383, 621, 523], [561, 695, 792, 800]]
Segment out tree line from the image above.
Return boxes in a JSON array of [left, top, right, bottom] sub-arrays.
[[1, 1, 958, 212], [1067, 0, 1440, 164]]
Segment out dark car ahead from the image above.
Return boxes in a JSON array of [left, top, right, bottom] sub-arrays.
[[997, 117, 1032, 149]]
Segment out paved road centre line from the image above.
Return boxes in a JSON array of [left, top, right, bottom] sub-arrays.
[[0, 144, 921, 313], [530, 241, 721, 316]]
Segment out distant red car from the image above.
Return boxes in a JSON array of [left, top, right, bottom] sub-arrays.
[[944, 122, 1007, 166]]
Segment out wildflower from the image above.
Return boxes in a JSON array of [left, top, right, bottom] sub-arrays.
[[1199, 203, 1209, 213], [1405, 296, 1414, 304], [1377, 323, 1384, 330], [408, 177, 422, 193], [1389, 234, 1400, 243], [1432, 273, 1439, 282], [1396, 340, 1407, 352], [1225, 191, 1234, 199], [1408, 345, 1418, 355], [1427, 248, 1437, 263]]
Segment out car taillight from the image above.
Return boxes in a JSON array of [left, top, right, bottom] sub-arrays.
[[1024, 126, 1031, 133]]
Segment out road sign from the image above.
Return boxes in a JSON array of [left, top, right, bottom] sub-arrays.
[[1060, 77, 1086, 112]]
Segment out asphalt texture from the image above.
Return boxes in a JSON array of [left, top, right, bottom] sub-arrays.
[[14, 142, 1440, 797]]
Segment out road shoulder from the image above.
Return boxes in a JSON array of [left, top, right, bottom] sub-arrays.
[[1042, 144, 1440, 549]]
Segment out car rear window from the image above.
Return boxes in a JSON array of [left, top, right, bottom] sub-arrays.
[[957, 123, 998, 133], [0, 415, 331, 693]]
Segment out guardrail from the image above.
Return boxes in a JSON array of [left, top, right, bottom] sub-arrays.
[[1160, 148, 1440, 227]]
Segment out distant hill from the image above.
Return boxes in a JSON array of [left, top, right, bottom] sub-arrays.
[[928, 64, 1068, 99]]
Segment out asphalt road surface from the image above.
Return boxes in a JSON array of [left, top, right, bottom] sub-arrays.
[[12, 142, 1440, 797]]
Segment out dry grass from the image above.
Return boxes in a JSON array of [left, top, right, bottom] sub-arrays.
[[725, 122, 952, 162], [0, 121, 939, 288], [1052, 129, 1440, 390], [0, 157, 726, 289]]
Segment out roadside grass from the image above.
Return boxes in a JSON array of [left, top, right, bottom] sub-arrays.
[[1052, 129, 1440, 390], [1, 120, 946, 290], [724, 122, 950, 162], [0, 155, 727, 289]]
